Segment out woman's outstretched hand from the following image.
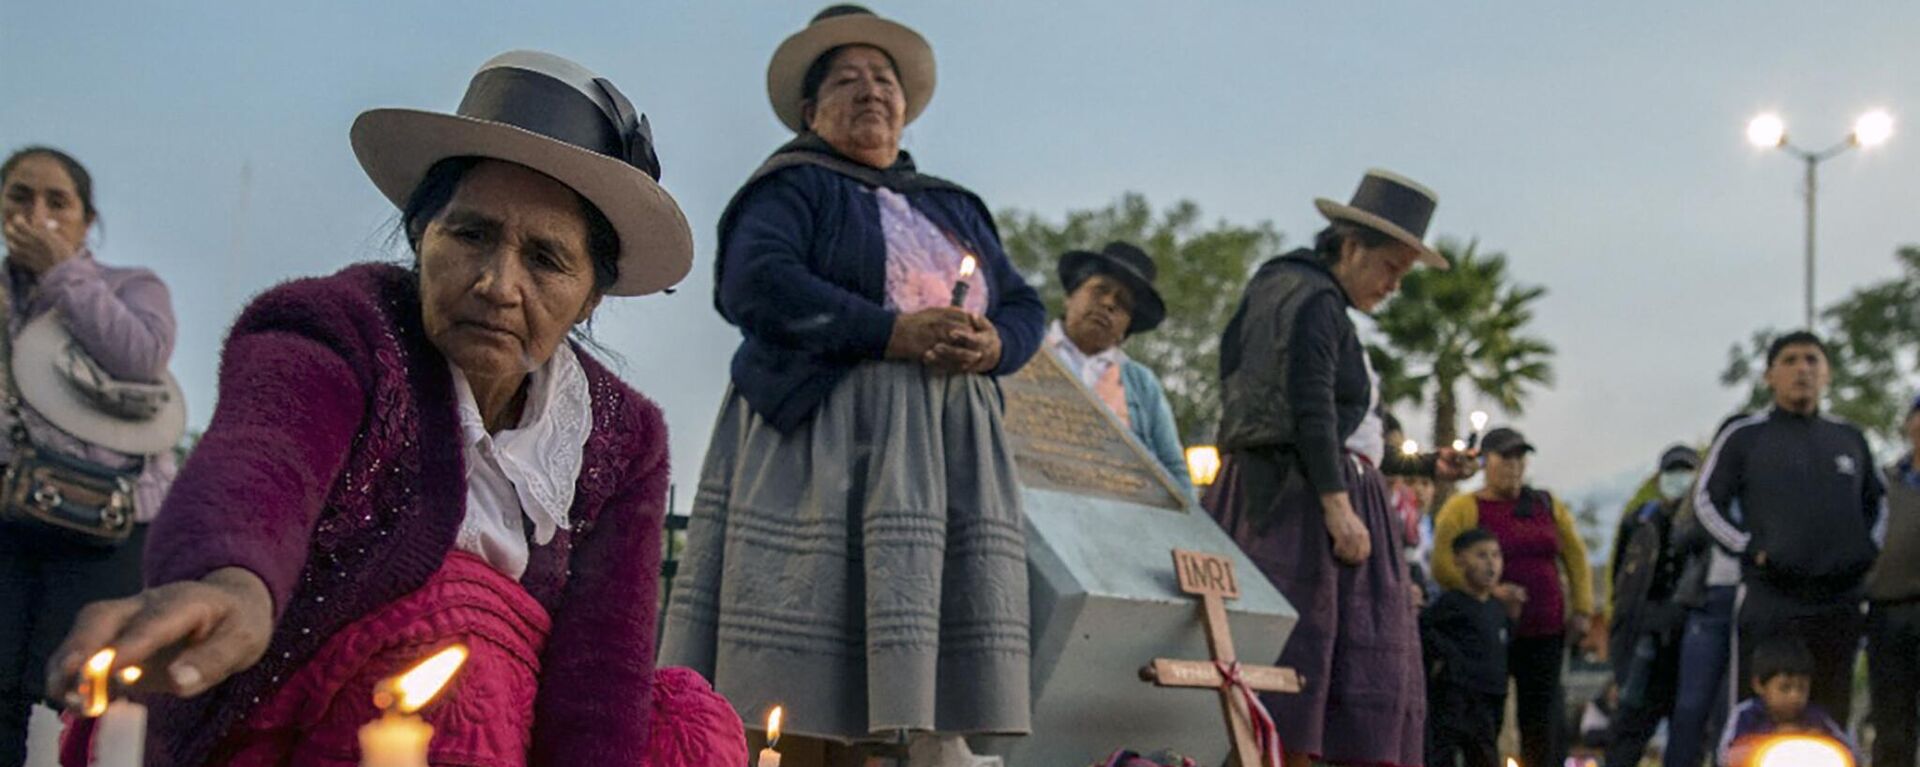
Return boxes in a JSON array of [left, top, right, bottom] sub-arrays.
[[46, 567, 275, 706]]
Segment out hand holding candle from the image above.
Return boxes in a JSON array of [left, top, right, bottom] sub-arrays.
[[756, 706, 784, 767], [1466, 411, 1490, 451], [949, 255, 977, 308], [359, 645, 468, 767]]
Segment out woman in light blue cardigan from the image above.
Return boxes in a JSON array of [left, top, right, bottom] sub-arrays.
[[1044, 241, 1195, 500]]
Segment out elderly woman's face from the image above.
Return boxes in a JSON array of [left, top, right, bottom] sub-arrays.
[[416, 160, 602, 381], [805, 46, 906, 163], [1335, 239, 1421, 313], [1062, 273, 1134, 354]]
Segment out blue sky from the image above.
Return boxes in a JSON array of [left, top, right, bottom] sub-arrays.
[[5, 2, 1918, 510]]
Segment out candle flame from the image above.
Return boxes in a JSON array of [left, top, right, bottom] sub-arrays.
[[1470, 411, 1490, 432], [83, 649, 115, 717], [382, 645, 469, 714], [766, 705, 783, 746], [1506, 759, 1519, 767], [1400, 439, 1419, 456], [1452, 439, 1468, 452], [119, 666, 143, 685], [958, 255, 976, 279]]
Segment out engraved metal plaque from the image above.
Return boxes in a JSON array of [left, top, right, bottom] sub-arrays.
[[1000, 352, 1184, 510]]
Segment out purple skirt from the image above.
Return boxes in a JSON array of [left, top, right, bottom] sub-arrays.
[[1204, 451, 1426, 767]]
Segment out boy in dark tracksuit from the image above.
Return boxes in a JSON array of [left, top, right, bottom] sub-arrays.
[[1424, 528, 1513, 767], [1696, 332, 1884, 725]]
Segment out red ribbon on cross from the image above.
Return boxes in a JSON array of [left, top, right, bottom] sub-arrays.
[[1215, 660, 1284, 767]]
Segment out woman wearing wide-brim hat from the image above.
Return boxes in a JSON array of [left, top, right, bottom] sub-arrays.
[[660, 5, 1046, 763], [49, 51, 746, 766], [1041, 241, 1194, 500], [1206, 169, 1476, 767]]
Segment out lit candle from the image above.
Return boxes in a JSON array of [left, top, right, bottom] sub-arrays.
[[756, 706, 784, 767], [1452, 439, 1468, 452], [1466, 411, 1490, 451], [1400, 439, 1419, 457], [949, 255, 977, 308], [81, 649, 146, 767], [359, 645, 468, 767]]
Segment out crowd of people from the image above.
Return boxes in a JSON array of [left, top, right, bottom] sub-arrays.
[[2, 5, 1914, 767]]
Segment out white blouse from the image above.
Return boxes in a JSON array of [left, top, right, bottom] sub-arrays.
[[450, 344, 592, 580]]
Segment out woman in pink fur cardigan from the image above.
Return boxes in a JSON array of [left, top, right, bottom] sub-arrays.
[[45, 51, 746, 766]]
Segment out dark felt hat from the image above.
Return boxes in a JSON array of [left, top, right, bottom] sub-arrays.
[[1057, 241, 1168, 335]]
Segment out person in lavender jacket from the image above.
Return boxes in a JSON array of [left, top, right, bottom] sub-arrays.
[[44, 52, 747, 767], [0, 146, 179, 765]]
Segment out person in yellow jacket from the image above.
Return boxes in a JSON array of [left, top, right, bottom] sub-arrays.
[[1432, 426, 1594, 767]]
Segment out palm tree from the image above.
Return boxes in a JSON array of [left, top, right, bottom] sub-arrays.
[[1368, 238, 1555, 449]]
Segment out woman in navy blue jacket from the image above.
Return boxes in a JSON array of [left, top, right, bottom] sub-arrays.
[[660, 6, 1046, 763]]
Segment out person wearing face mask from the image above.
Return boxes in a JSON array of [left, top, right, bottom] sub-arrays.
[[1696, 331, 1883, 729], [1207, 169, 1475, 767], [1600, 445, 1701, 767], [1432, 427, 1594, 767], [1043, 241, 1193, 500]]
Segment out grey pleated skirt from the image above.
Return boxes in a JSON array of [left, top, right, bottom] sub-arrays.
[[659, 361, 1032, 743]]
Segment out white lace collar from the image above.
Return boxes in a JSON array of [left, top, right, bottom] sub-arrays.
[[450, 344, 591, 546]]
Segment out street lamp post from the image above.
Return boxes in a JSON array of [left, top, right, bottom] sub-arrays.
[[1747, 110, 1894, 329]]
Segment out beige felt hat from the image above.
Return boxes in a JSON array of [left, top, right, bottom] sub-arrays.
[[351, 50, 694, 296], [766, 5, 936, 134], [13, 313, 187, 455], [1313, 168, 1448, 270]]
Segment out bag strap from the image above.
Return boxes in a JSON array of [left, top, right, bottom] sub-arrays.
[[0, 277, 30, 448]]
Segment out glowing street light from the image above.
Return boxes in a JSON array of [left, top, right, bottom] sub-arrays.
[[1854, 109, 1895, 148], [1747, 113, 1786, 148], [1743, 109, 1895, 329]]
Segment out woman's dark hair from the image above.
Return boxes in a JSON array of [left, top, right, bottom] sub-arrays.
[[400, 157, 621, 294], [2, 146, 99, 224], [800, 44, 902, 104], [1311, 221, 1394, 267]]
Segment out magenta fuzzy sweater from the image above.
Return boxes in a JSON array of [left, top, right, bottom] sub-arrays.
[[139, 263, 670, 766]]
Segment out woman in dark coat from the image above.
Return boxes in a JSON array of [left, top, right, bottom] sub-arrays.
[[659, 6, 1046, 764], [1206, 169, 1471, 767]]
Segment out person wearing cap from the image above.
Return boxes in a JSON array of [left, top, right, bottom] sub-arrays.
[[1206, 169, 1471, 767], [1695, 331, 1882, 729], [1866, 396, 1920, 767], [1433, 426, 1594, 767], [0, 146, 182, 765], [1043, 241, 1192, 499], [1600, 444, 1700, 767], [45, 51, 747, 766], [659, 6, 1044, 762]]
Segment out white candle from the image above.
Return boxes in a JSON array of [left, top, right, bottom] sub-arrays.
[[756, 706, 784, 767], [91, 700, 147, 767], [358, 645, 468, 767], [359, 712, 434, 767]]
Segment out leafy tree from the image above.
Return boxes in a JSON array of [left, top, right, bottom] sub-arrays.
[[1368, 238, 1556, 448], [997, 194, 1280, 442], [1721, 245, 1920, 445]]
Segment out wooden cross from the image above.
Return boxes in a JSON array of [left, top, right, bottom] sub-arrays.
[[1140, 549, 1303, 767]]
